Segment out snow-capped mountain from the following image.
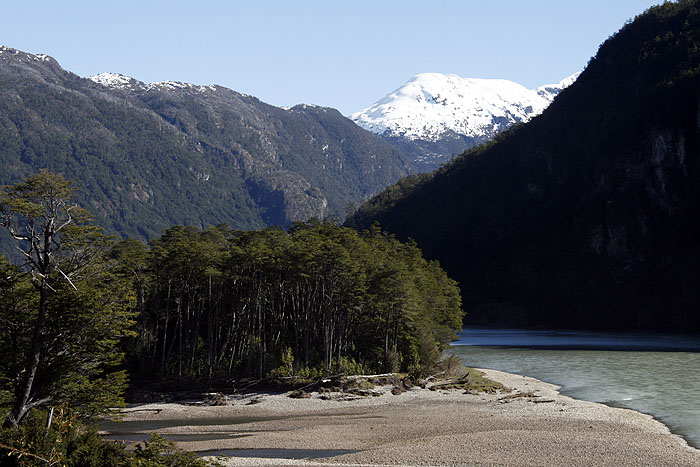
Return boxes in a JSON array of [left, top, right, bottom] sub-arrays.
[[351, 72, 579, 170]]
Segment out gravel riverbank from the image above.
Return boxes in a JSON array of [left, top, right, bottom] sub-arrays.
[[108, 369, 700, 466]]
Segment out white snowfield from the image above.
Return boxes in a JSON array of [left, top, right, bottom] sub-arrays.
[[351, 72, 580, 142]]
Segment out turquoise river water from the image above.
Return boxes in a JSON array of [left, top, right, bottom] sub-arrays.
[[446, 328, 700, 449]]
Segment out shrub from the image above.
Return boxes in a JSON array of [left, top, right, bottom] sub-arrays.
[[0, 410, 218, 466], [334, 357, 369, 376]]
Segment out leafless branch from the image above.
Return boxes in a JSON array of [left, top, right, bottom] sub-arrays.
[[55, 266, 77, 291]]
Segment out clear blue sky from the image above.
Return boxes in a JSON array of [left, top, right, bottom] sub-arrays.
[[2, 0, 662, 115]]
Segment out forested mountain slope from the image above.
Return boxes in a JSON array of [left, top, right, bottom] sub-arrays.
[[348, 2, 700, 331], [0, 46, 412, 242]]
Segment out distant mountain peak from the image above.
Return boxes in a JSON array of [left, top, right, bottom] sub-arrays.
[[352, 72, 579, 143]]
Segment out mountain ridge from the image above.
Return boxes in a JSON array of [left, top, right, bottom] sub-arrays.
[[347, 1, 700, 332], [0, 45, 413, 244]]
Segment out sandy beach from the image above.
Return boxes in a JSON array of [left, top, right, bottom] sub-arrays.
[[109, 369, 700, 466]]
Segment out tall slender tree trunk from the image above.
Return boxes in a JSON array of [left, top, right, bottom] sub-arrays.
[[177, 296, 183, 381], [383, 306, 392, 372], [4, 284, 50, 428], [159, 281, 172, 377], [151, 303, 160, 370], [190, 299, 201, 377], [207, 276, 213, 378], [258, 299, 264, 378]]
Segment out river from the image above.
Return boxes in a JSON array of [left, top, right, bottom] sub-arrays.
[[446, 328, 700, 449]]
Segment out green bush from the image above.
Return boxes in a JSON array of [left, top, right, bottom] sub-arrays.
[[132, 433, 213, 467], [334, 357, 370, 376], [0, 409, 216, 467], [295, 366, 322, 379], [0, 407, 130, 466]]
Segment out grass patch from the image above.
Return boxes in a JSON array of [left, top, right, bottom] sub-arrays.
[[346, 379, 375, 390], [462, 367, 509, 394], [427, 366, 510, 394]]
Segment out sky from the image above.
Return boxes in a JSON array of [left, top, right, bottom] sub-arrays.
[[2, 0, 664, 115]]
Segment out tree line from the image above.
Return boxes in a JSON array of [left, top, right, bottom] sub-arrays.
[[119, 220, 462, 383], [0, 171, 463, 451]]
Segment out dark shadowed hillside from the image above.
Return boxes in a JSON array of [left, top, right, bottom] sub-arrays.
[[0, 46, 412, 243], [348, 2, 700, 331]]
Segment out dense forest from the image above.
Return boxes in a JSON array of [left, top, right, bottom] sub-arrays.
[[348, 1, 700, 332], [0, 171, 462, 465], [122, 221, 462, 383]]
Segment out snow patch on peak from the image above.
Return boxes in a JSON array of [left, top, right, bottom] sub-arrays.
[[150, 80, 190, 90], [536, 72, 581, 100], [88, 74, 219, 94], [288, 103, 332, 113], [89, 72, 141, 90], [352, 72, 579, 142], [0, 45, 19, 55], [295, 103, 323, 110], [147, 81, 217, 93], [0, 46, 55, 63]]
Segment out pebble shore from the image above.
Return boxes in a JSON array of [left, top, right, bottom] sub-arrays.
[[112, 369, 700, 466]]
